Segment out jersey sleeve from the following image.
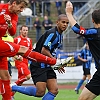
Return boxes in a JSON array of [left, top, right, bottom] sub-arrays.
[[72, 23, 98, 37], [14, 37, 18, 44], [29, 39, 33, 50], [80, 49, 84, 58]]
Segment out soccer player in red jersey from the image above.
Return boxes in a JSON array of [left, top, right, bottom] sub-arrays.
[[11, 25, 32, 98], [0, 0, 56, 100], [14, 25, 32, 86]]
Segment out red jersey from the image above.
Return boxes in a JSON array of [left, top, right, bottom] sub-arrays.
[[14, 36, 32, 67], [0, 3, 18, 38]]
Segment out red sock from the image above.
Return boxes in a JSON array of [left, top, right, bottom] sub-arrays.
[[1, 80, 11, 100], [11, 91, 15, 97], [23, 49, 56, 65], [15, 76, 27, 85]]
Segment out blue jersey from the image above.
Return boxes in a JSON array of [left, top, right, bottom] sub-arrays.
[[31, 27, 63, 68], [72, 23, 100, 69], [80, 48, 92, 69]]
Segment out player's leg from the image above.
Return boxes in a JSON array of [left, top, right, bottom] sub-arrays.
[[11, 85, 37, 96], [75, 75, 86, 94], [79, 70, 100, 100], [86, 74, 91, 83], [15, 63, 31, 86], [42, 79, 58, 100], [42, 69, 58, 100], [0, 41, 56, 65], [86, 68, 91, 83], [8, 61, 14, 100], [11, 67, 47, 97], [0, 57, 11, 100], [79, 87, 97, 100], [11, 81, 46, 97], [11, 63, 31, 98], [19, 46, 56, 65]]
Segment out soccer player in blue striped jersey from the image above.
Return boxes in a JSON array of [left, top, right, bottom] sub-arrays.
[[11, 14, 69, 100], [75, 42, 92, 94], [66, 1, 100, 100]]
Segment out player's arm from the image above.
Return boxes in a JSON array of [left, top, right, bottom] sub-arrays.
[[8, 19, 18, 36], [65, 1, 76, 27], [13, 55, 23, 61], [41, 47, 54, 58], [65, 1, 85, 35], [41, 33, 56, 58], [29, 39, 33, 50], [4, 14, 18, 36], [66, 1, 87, 36], [78, 55, 88, 62], [66, 1, 97, 37]]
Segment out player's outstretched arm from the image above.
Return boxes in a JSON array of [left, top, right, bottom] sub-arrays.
[[65, 1, 77, 27]]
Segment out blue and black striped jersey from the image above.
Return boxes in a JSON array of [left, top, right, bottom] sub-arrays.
[[31, 27, 63, 68], [72, 23, 100, 69], [80, 48, 92, 69]]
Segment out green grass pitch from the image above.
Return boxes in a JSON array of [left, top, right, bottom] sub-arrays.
[[0, 89, 100, 100]]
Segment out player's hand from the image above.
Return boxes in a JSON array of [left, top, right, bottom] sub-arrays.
[[4, 14, 11, 24], [14, 55, 23, 61], [4, 14, 12, 28], [65, 1, 73, 14], [58, 66, 65, 74]]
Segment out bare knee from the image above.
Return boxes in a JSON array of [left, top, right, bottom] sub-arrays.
[[35, 82, 46, 97], [49, 88, 59, 96], [36, 90, 45, 97]]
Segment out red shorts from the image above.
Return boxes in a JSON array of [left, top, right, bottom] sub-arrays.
[[16, 62, 30, 78], [0, 40, 20, 70]]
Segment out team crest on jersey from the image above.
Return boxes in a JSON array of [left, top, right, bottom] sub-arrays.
[[48, 42, 51, 47], [0, 9, 6, 15]]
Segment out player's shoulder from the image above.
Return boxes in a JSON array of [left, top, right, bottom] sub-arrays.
[[0, 3, 8, 13], [0, 3, 8, 7], [80, 48, 85, 53], [46, 27, 57, 36], [48, 27, 56, 32], [26, 37, 32, 42], [86, 28, 98, 33], [14, 36, 20, 39], [14, 36, 21, 42]]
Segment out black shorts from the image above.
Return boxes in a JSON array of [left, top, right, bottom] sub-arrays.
[[83, 67, 90, 75], [30, 67, 57, 85], [85, 69, 100, 95]]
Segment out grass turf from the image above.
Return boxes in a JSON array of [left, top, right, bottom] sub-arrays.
[[0, 89, 100, 100]]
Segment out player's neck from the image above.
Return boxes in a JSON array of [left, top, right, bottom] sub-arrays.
[[20, 35, 27, 38]]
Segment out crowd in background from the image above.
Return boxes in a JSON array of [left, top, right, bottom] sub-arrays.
[[27, 0, 86, 42], [1, 0, 86, 17], [29, 0, 86, 17], [0, 0, 87, 43]]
